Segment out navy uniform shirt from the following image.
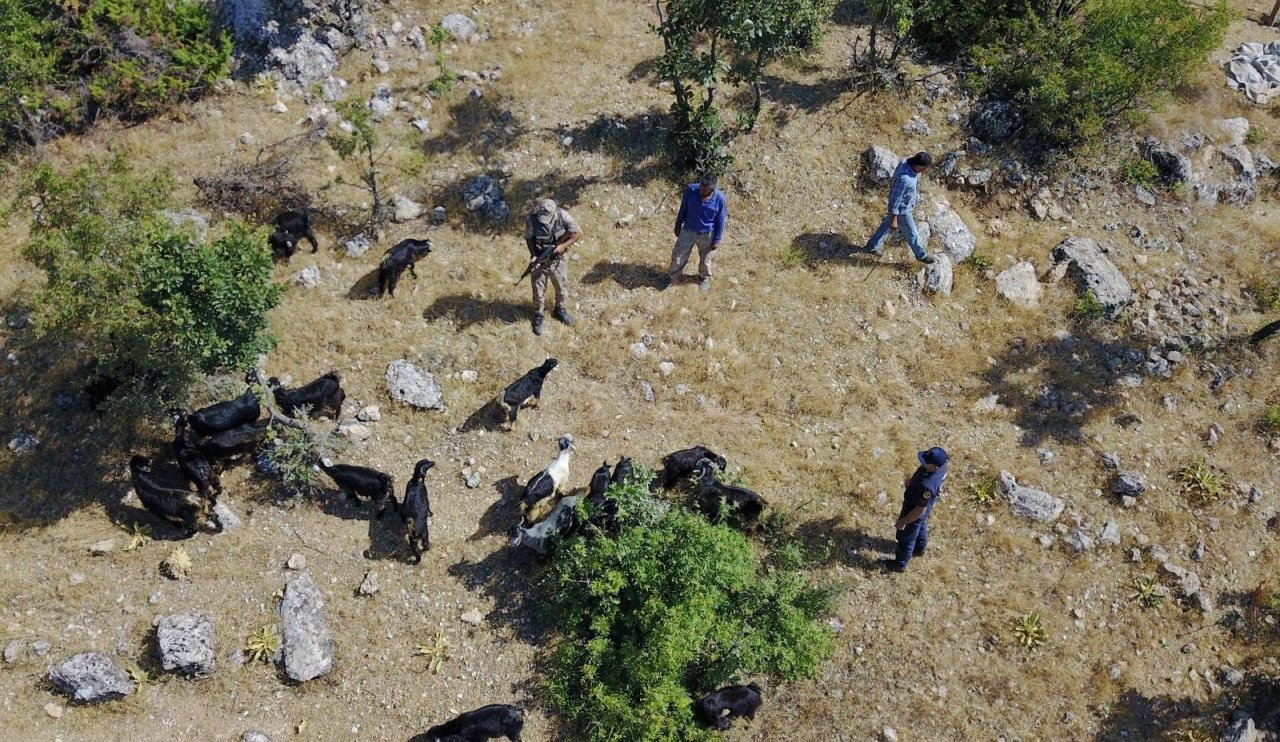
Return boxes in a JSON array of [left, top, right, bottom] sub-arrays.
[[899, 463, 948, 520]]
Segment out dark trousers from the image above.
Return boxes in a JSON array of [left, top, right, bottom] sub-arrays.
[[894, 517, 928, 569]]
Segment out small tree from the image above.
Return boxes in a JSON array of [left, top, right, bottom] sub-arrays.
[[328, 98, 392, 232], [653, 0, 832, 174], [14, 155, 281, 401]]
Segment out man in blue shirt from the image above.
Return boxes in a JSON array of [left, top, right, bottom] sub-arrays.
[[882, 446, 948, 573], [663, 175, 727, 292], [863, 151, 936, 264]]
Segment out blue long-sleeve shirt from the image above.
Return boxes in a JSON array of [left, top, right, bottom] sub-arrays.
[[674, 184, 727, 244], [887, 161, 920, 216]]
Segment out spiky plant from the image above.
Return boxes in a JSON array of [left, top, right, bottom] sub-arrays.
[[1176, 461, 1229, 505], [123, 522, 152, 552], [1012, 612, 1047, 650], [161, 547, 193, 580], [966, 477, 999, 508], [245, 625, 281, 664], [1129, 574, 1165, 609], [414, 630, 451, 674]]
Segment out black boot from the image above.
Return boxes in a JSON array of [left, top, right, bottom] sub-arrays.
[[552, 306, 574, 326]]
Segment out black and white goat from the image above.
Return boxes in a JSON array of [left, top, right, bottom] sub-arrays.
[[521, 434, 574, 520], [387, 458, 434, 563], [270, 372, 345, 418], [694, 458, 766, 525], [197, 421, 269, 463], [496, 358, 558, 431], [658, 445, 727, 489], [694, 683, 763, 731], [377, 238, 432, 297], [319, 458, 392, 510], [170, 411, 222, 503], [411, 704, 526, 742], [267, 209, 318, 262], [128, 455, 220, 536], [509, 495, 580, 555], [187, 379, 260, 435]]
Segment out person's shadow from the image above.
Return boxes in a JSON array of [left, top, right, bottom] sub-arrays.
[[581, 260, 667, 290]]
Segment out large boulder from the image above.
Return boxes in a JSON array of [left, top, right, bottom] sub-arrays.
[[439, 13, 477, 42], [863, 145, 899, 185], [998, 471, 1065, 523], [386, 360, 444, 411], [391, 193, 424, 223], [279, 571, 334, 682], [49, 652, 135, 702], [156, 612, 216, 678], [995, 261, 1042, 309], [367, 84, 395, 120], [1049, 237, 1133, 319], [971, 100, 1020, 144], [918, 198, 975, 263], [269, 32, 338, 89], [918, 254, 953, 297], [1141, 138, 1192, 184]]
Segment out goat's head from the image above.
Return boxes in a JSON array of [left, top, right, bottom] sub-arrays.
[[540, 357, 559, 374], [414, 459, 435, 478], [556, 434, 575, 452], [129, 455, 152, 473]]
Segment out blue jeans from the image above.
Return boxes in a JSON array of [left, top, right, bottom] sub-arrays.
[[894, 518, 928, 569], [865, 212, 928, 260]]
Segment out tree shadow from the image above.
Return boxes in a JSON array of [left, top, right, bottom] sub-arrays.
[[980, 328, 1152, 448], [447, 530, 547, 645], [420, 94, 528, 159], [761, 74, 856, 123], [429, 169, 600, 238], [422, 294, 528, 331], [1092, 676, 1280, 741], [346, 268, 382, 300], [558, 109, 672, 188], [580, 260, 668, 290]]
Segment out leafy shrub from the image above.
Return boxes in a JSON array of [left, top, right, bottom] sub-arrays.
[[1251, 276, 1280, 312], [1175, 461, 1228, 505], [969, 0, 1231, 151], [962, 252, 993, 271], [0, 0, 231, 147], [1121, 158, 1160, 189], [14, 156, 281, 402], [1263, 405, 1280, 434], [425, 24, 456, 98], [542, 470, 833, 741], [1072, 291, 1106, 321]]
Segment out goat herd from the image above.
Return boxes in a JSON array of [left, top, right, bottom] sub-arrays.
[[124, 294, 771, 739]]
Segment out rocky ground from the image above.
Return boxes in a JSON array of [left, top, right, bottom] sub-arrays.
[[1, 0, 1279, 740]]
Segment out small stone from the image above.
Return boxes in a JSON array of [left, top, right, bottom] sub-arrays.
[[972, 394, 1000, 413], [343, 235, 371, 258], [1207, 426, 1221, 447], [1113, 472, 1146, 498], [1121, 495, 1137, 508], [44, 703, 63, 719], [459, 369, 478, 382], [4, 639, 26, 663], [271, 101, 288, 114], [7, 432, 38, 454], [286, 553, 307, 570], [241, 732, 273, 742], [615, 213, 635, 228], [89, 539, 117, 555], [879, 300, 896, 319], [357, 405, 381, 422], [882, 725, 899, 742], [358, 571, 379, 597], [658, 361, 676, 377], [1221, 666, 1244, 687], [213, 501, 242, 531], [1181, 642, 1196, 654], [337, 421, 373, 441], [280, 571, 334, 682], [1064, 528, 1095, 553], [68, 572, 85, 585], [156, 611, 216, 678], [386, 360, 445, 411], [49, 652, 135, 702], [629, 342, 647, 360], [32, 640, 50, 656], [1098, 521, 1121, 546], [465, 472, 481, 489], [294, 266, 322, 288], [1191, 539, 1205, 562], [391, 193, 425, 223], [411, 118, 430, 132], [1108, 664, 1123, 680], [460, 609, 483, 626], [432, 205, 447, 223]]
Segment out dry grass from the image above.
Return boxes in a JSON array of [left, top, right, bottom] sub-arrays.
[[0, 2, 1278, 741]]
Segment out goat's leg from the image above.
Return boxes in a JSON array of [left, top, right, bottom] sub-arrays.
[[305, 231, 319, 253]]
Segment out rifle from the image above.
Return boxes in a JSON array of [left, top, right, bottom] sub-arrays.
[[514, 241, 558, 286]]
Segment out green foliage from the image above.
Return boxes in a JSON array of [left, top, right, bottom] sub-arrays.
[[0, 0, 230, 146], [1072, 291, 1106, 321], [1263, 405, 1280, 434], [1252, 276, 1280, 312], [961, 252, 993, 271], [15, 156, 281, 401], [1121, 158, 1160, 189], [329, 99, 392, 230], [968, 0, 1232, 150], [965, 477, 999, 508], [260, 418, 345, 496], [425, 24, 456, 98], [543, 471, 833, 741], [1245, 127, 1264, 145], [1129, 574, 1165, 609], [1011, 611, 1047, 649], [1175, 461, 1228, 505], [654, 0, 833, 174]]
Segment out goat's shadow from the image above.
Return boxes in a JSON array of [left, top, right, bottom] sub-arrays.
[[448, 476, 547, 644], [459, 399, 507, 434], [423, 294, 528, 331], [363, 508, 411, 563], [347, 268, 382, 300], [581, 260, 667, 290]]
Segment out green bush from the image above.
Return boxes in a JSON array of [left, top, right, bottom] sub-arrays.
[[542, 469, 834, 741], [1072, 290, 1106, 321], [1262, 405, 1280, 434], [14, 155, 281, 401], [1121, 158, 1160, 188], [969, 0, 1231, 150], [0, 0, 230, 147]]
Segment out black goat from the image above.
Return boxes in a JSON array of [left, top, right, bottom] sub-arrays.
[[657, 445, 727, 489], [171, 411, 222, 503], [188, 379, 259, 435], [585, 461, 620, 535], [377, 238, 432, 297], [319, 458, 392, 510], [694, 683, 763, 731], [694, 458, 766, 525], [411, 704, 525, 742], [197, 421, 269, 462], [611, 457, 634, 486], [267, 209, 318, 262], [387, 459, 434, 563], [270, 372, 344, 419], [496, 358, 558, 431], [128, 455, 220, 537]]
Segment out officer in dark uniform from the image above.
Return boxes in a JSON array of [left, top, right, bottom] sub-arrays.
[[882, 446, 949, 573]]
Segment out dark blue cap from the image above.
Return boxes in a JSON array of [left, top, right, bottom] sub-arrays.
[[917, 446, 949, 467]]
